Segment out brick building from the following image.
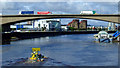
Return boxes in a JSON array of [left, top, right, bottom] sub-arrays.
[[79, 20, 87, 29], [67, 19, 87, 29], [67, 19, 79, 29]]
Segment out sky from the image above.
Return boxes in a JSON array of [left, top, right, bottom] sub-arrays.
[[0, 1, 119, 26]]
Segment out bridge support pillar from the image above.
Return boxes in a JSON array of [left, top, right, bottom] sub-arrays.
[[0, 24, 11, 45], [2, 33, 11, 45], [2, 24, 11, 32]]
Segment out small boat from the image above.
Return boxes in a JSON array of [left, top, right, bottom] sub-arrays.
[[26, 48, 48, 63], [4, 48, 48, 66], [94, 31, 113, 42], [5, 57, 48, 66]]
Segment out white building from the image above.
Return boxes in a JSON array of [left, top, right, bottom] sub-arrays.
[[10, 25, 33, 29], [10, 22, 33, 30], [108, 22, 116, 31], [33, 19, 61, 31], [61, 25, 68, 31], [10, 19, 61, 31]]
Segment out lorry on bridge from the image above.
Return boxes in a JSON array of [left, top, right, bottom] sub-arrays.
[[19, 11, 34, 15], [37, 11, 52, 14], [80, 11, 96, 14]]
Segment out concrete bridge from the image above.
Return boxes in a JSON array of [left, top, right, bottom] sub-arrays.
[[0, 14, 120, 32]]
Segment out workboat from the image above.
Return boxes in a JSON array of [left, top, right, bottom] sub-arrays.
[[4, 48, 48, 66], [26, 48, 47, 63], [5, 57, 48, 66], [94, 31, 113, 42]]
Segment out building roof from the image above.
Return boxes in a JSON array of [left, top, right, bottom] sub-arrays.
[[67, 22, 72, 26]]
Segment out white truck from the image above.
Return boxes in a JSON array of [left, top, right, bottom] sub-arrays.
[[80, 11, 96, 14]]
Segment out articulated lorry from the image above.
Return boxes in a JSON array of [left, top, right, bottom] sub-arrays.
[[19, 11, 34, 14], [80, 11, 96, 14]]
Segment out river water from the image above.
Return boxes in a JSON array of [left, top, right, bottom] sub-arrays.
[[2, 34, 119, 66]]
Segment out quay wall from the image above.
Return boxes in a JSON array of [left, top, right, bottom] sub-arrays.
[[2, 31, 116, 45]]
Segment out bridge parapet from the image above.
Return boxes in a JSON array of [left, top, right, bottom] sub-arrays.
[[0, 14, 120, 25]]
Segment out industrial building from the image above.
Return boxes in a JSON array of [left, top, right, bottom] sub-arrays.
[[10, 21, 34, 30]]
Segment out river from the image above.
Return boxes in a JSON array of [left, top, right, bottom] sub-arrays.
[[2, 34, 119, 66]]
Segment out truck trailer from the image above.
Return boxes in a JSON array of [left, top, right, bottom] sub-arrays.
[[80, 11, 96, 14], [37, 11, 52, 14], [19, 11, 34, 15]]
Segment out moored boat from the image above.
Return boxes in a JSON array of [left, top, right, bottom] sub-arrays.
[[94, 31, 113, 42]]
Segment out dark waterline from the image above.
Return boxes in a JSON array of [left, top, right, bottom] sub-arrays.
[[2, 34, 119, 66]]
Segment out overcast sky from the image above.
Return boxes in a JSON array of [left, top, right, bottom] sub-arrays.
[[0, 2, 119, 26]]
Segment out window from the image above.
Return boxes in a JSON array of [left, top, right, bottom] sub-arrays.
[[52, 25, 55, 28], [44, 24, 45, 27], [38, 24, 40, 28]]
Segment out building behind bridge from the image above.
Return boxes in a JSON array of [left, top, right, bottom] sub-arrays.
[[67, 19, 87, 30], [34, 19, 61, 31], [10, 19, 61, 31]]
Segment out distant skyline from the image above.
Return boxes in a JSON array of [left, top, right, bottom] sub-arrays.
[[0, 2, 119, 26]]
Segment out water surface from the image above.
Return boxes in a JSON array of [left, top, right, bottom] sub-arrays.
[[2, 34, 119, 66]]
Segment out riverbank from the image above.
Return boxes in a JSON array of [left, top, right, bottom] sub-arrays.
[[2, 31, 116, 45], [11, 31, 116, 38]]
